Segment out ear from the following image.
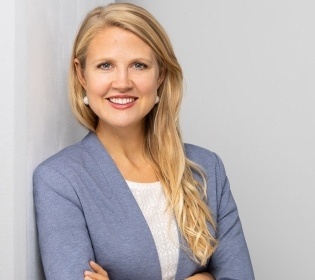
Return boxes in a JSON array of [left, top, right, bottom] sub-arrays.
[[74, 58, 87, 89], [157, 67, 165, 88]]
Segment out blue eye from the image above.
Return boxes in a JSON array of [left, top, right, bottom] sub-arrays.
[[98, 62, 112, 70], [133, 63, 147, 70]]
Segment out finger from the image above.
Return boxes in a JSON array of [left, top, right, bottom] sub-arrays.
[[89, 261, 108, 275], [84, 275, 93, 280], [89, 261, 108, 276], [84, 271, 109, 280]]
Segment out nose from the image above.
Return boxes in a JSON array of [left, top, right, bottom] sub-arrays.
[[112, 68, 133, 92]]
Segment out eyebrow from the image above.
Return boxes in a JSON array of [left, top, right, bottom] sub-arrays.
[[89, 57, 154, 65]]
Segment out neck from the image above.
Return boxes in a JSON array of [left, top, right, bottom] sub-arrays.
[[96, 123, 146, 160], [95, 122, 158, 183]]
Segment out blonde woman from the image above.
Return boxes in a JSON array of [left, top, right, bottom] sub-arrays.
[[34, 3, 254, 280]]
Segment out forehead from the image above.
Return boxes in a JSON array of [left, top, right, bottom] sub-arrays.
[[86, 26, 155, 59]]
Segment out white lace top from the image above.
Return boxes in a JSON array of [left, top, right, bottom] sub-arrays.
[[126, 181, 179, 280]]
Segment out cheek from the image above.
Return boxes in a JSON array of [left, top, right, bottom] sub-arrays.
[[137, 74, 160, 95], [85, 75, 110, 95], [140, 84, 159, 101]]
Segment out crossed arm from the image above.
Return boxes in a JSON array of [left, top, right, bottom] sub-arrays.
[[84, 261, 215, 280]]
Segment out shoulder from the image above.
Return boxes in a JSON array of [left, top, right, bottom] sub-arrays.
[[184, 143, 228, 204], [32, 133, 102, 204], [35, 140, 85, 173], [184, 143, 224, 172], [33, 133, 96, 182]]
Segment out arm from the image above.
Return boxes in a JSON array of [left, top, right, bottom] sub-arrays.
[[33, 165, 95, 280], [208, 155, 255, 280], [186, 272, 215, 280], [83, 263, 214, 280]]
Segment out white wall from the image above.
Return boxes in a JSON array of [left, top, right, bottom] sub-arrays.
[[0, 1, 112, 279], [0, 1, 17, 279], [121, 1, 315, 279]]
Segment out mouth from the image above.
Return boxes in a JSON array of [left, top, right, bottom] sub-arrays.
[[107, 97, 137, 105]]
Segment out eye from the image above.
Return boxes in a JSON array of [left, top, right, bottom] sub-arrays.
[[133, 62, 147, 70], [98, 62, 112, 70]]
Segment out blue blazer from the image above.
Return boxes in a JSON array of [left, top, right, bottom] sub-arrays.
[[33, 132, 255, 280]]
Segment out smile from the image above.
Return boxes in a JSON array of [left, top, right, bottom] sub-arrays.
[[108, 97, 136, 105]]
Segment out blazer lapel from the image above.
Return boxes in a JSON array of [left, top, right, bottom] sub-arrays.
[[82, 132, 162, 279]]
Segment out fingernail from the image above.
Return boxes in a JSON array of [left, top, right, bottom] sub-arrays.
[[84, 271, 92, 276]]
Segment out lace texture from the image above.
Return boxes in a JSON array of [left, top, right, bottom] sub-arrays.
[[127, 181, 179, 280]]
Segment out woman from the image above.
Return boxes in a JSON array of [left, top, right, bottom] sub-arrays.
[[33, 3, 255, 280]]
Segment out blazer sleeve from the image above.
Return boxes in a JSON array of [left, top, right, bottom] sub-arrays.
[[33, 164, 95, 280], [208, 154, 255, 280]]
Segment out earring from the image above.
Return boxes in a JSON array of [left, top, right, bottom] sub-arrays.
[[83, 96, 89, 105], [155, 96, 160, 104]]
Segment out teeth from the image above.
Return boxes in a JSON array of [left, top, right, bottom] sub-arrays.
[[109, 97, 135, 104]]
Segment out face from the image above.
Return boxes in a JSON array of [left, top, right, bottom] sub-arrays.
[[75, 26, 163, 132]]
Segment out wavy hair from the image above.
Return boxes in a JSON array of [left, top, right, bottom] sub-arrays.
[[69, 3, 217, 265]]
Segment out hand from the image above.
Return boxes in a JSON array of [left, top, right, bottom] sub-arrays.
[[186, 272, 215, 280], [84, 261, 110, 280]]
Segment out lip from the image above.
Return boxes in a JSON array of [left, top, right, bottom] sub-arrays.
[[106, 95, 138, 109]]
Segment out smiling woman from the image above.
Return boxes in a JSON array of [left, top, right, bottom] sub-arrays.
[[33, 3, 254, 280], [74, 26, 163, 132]]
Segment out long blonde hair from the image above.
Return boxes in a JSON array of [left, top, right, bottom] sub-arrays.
[[69, 3, 217, 265]]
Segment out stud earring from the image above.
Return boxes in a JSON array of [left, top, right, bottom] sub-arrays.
[[155, 96, 160, 104], [83, 96, 89, 105]]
